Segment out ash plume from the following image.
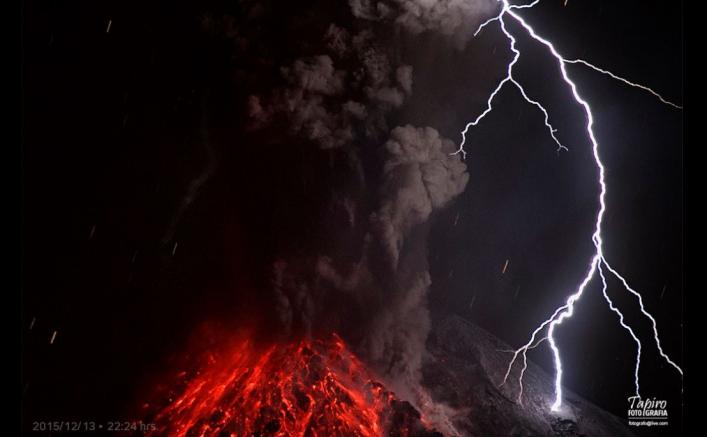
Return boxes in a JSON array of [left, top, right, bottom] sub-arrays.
[[247, 21, 469, 432], [373, 125, 469, 269], [200, 0, 492, 430], [247, 27, 413, 149], [349, 0, 497, 48]]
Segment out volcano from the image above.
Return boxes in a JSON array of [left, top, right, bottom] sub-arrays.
[[143, 333, 441, 437], [141, 315, 645, 437]]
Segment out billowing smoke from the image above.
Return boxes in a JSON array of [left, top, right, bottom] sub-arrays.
[[264, 123, 467, 432], [248, 27, 413, 149], [246, 11, 470, 427], [373, 125, 469, 269], [209, 0, 492, 430], [349, 0, 497, 48]]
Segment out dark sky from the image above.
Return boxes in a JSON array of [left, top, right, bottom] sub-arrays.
[[426, 0, 683, 429], [22, 0, 683, 434]]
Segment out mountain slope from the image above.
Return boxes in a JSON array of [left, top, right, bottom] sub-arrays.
[[422, 315, 644, 437]]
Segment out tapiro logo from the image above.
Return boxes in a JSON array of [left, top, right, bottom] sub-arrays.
[[627, 396, 668, 427]]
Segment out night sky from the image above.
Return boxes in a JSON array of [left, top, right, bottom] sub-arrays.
[[427, 0, 683, 426], [22, 0, 683, 435]]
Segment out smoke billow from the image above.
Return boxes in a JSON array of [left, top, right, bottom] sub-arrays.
[[349, 0, 498, 48], [373, 125, 469, 269], [264, 121, 467, 432], [248, 26, 413, 150], [218, 0, 492, 430]]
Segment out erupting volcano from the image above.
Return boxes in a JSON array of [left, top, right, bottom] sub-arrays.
[[143, 332, 441, 437]]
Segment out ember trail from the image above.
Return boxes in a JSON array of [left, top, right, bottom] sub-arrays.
[[144, 334, 438, 437]]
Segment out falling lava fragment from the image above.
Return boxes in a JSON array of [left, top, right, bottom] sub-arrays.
[[144, 334, 440, 437]]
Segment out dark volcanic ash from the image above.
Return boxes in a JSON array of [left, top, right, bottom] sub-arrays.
[[242, 3, 475, 428], [170, 0, 499, 432]]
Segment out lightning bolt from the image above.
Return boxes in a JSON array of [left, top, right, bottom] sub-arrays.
[[598, 263, 641, 399], [456, 0, 683, 412]]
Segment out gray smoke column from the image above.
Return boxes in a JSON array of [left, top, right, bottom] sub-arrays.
[[362, 125, 467, 433], [244, 6, 475, 432], [373, 125, 469, 269]]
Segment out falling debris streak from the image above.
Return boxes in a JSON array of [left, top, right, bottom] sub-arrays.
[[106, 19, 112, 34], [502, 259, 509, 274], [29, 317, 36, 330], [459, 0, 682, 411], [660, 284, 667, 300], [172, 242, 178, 256], [89, 225, 96, 240], [50, 330, 58, 345]]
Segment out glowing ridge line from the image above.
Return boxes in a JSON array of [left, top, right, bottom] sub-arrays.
[[457, 0, 683, 412]]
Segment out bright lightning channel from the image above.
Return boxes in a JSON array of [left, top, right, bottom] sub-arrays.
[[455, 0, 683, 412]]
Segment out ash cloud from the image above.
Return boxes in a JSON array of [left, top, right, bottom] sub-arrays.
[[349, 0, 497, 47], [247, 26, 413, 149], [268, 125, 468, 415], [373, 125, 469, 269], [222, 0, 484, 429]]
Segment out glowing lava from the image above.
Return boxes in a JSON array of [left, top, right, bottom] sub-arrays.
[[144, 333, 435, 437]]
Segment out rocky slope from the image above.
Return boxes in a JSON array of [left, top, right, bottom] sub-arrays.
[[421, 315, 651, 437]]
